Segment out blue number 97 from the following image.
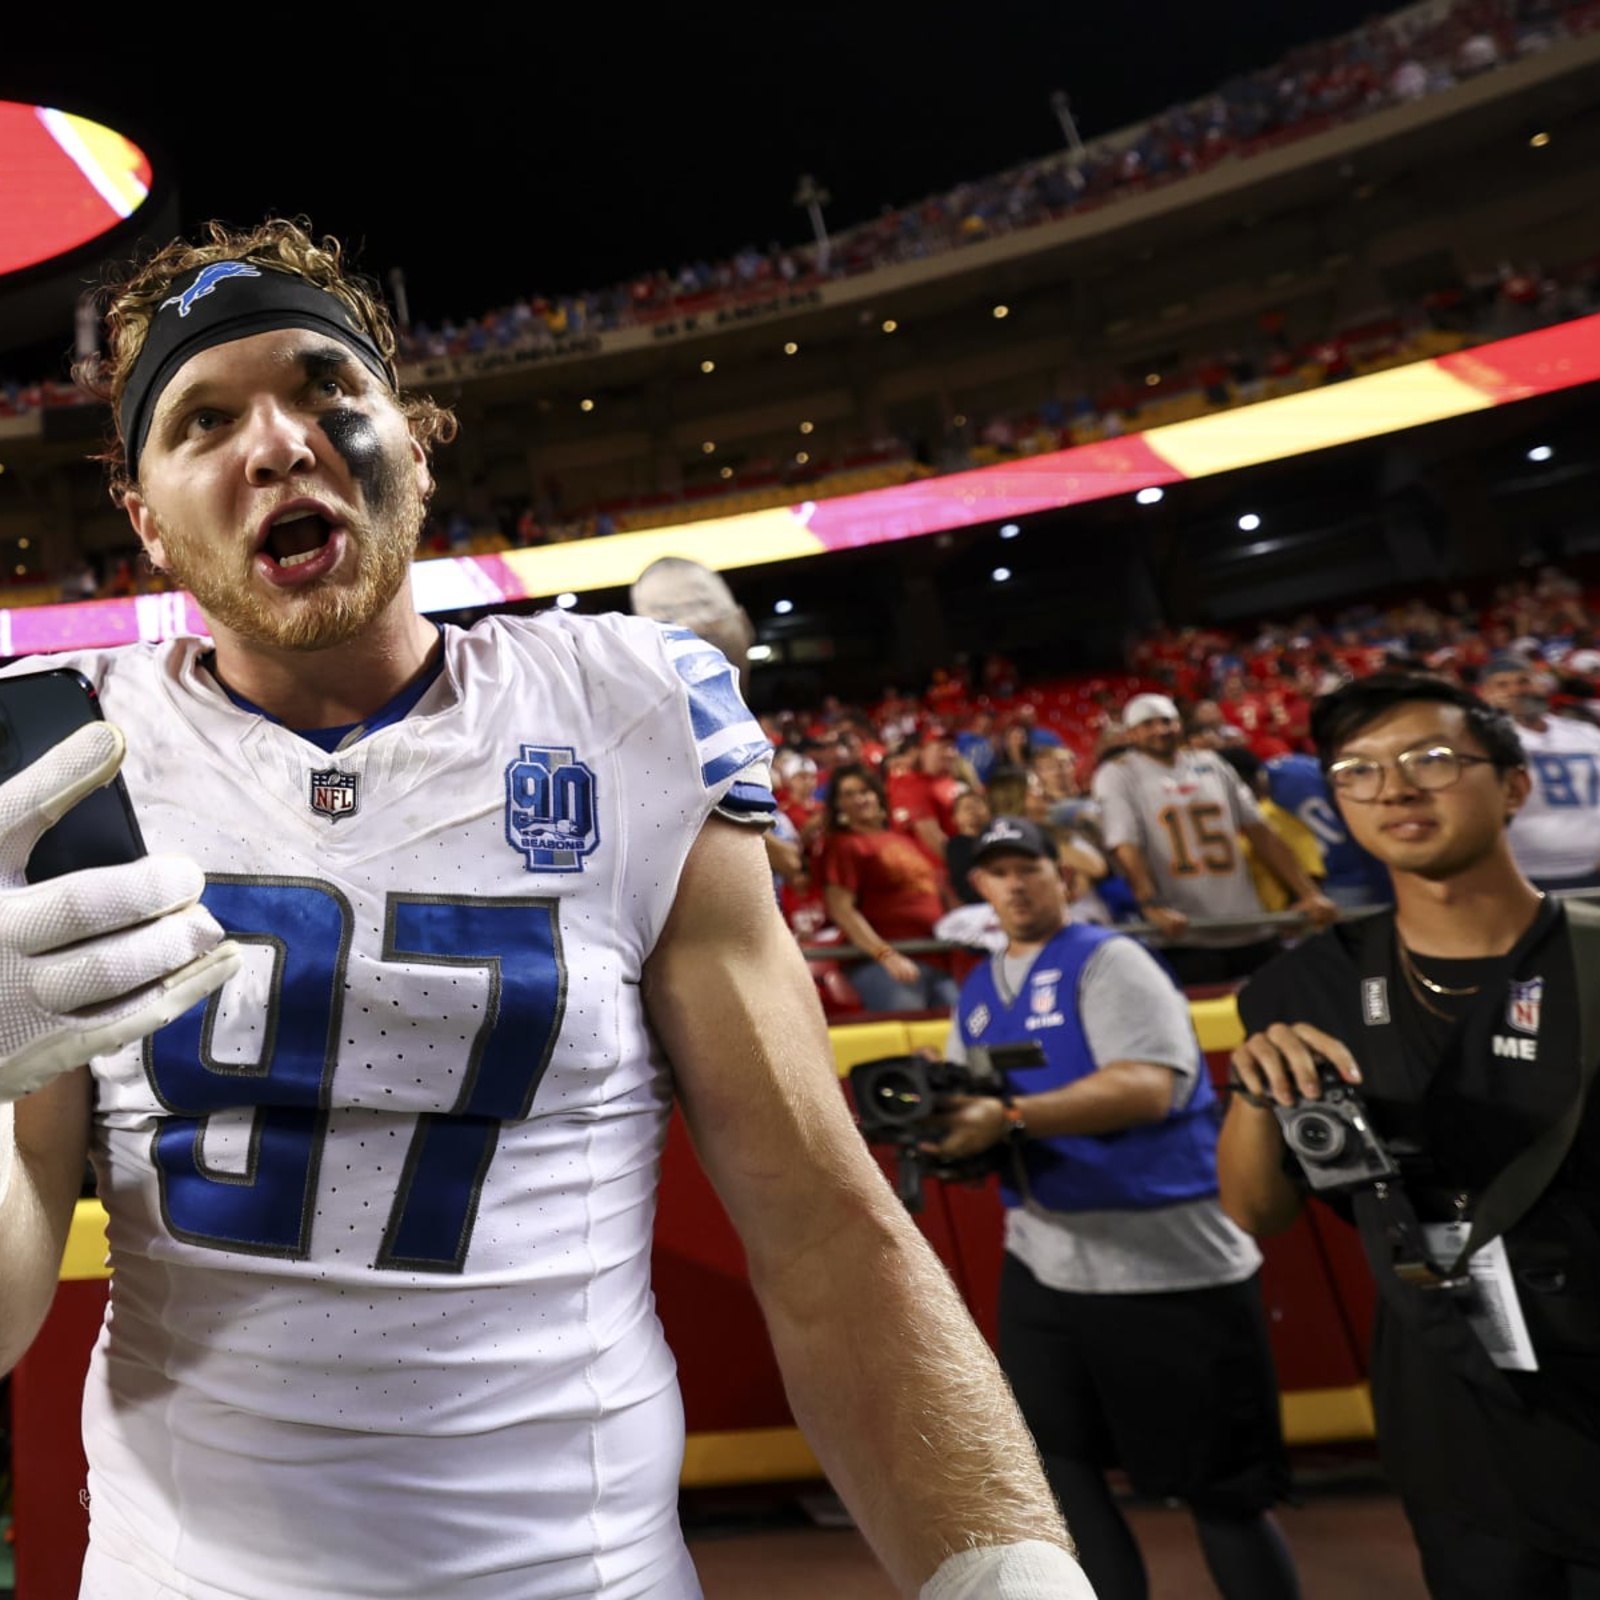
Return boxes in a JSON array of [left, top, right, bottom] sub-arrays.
[[145, 877, 566, 1273]]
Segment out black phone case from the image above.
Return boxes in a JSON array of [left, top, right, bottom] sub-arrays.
[[0, 668, 148, 882]]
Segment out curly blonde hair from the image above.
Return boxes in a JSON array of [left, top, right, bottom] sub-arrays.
[[77, 217, 456, 504]]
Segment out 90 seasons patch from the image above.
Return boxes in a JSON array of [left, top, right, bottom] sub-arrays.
[[506, 744, 600, 872]]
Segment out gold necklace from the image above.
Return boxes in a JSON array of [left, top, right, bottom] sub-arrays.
[[1396, 940, 1481, 997], [1396, 940, 1479, 1022]]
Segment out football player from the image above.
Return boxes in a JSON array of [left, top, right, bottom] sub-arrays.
[[0, 221, 1085, 1600]]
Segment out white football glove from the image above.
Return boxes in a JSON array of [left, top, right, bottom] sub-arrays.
[[0, 721, 240, 1104]]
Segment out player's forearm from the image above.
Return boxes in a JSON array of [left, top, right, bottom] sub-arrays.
[[750, 1199, 1072, 1592], [1216, 1098, 1302, 1236], [0, 1074, 90, 1374]]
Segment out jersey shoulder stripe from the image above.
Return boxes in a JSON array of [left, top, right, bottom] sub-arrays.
[[659, 626, 773, 789]]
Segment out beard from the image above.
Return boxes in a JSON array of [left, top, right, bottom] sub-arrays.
[[150, 471, 423, 654]]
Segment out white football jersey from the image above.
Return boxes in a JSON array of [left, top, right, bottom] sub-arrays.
[[1092, 749, 1266, 946], [22, 613, 774, 1600], [1508, 715, 1600, 881]]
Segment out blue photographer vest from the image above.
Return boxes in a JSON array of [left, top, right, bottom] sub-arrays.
[[959, 923, 1221, 1212]]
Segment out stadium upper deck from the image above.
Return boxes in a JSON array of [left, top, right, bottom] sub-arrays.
[[1, 0, 1598, 630]]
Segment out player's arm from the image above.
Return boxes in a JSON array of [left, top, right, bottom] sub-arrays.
[[644, 817, 1074, 1596], [0, 1072, 90, 1374], [0, 722, 239, 1372]]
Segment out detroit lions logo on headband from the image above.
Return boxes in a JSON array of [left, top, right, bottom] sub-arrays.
[[122, 260, 395, 477], [158, 262, 263, 319]]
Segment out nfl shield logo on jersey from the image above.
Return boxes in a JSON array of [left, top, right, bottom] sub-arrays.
[[1507, 977, 1542, 1036], [309, 768, 359, 821], [506, 743, 600, 872]]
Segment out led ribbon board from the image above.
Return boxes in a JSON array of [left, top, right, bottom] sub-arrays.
[[4, 311, 1599, 656]]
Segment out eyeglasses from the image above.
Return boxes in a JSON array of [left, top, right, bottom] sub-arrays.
[[1326, 745, 1498, 802]]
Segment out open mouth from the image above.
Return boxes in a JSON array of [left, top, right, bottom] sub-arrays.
[[264, 509, 335, 570]]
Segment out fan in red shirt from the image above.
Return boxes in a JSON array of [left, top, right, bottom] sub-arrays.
[[822, 763, 959, 1014]]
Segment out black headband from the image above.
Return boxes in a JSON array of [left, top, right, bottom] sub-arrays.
[[120, 261, 394, 478]]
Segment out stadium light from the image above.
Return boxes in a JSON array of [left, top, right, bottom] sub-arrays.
[[1528, 444, 1554, 462], [992, 567, 1012, 583], [793, 174, 833, 274], [774, 599, 794, 615], [999, 524, 1020, 539], [1237, 512, 1262, 532], [555, 593, 578, 610], [1136, 487, 1165, 506]]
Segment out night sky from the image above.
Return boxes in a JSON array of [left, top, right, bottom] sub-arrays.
[[5, 2, 1378, 341]]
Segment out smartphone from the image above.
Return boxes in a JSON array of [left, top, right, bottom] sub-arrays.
[[0, 668, 147, 882]]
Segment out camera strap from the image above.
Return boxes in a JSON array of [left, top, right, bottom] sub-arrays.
[[1346, 903, 1600, 1382]]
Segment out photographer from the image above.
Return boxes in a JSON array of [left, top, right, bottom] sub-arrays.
[[928, 817, 1300, 1600], [1218, 674, 1600, 1599]]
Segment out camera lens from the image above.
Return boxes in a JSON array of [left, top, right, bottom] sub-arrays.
[[869, 1069, 929, 1125], [1284, 1109, 1346, 1163]]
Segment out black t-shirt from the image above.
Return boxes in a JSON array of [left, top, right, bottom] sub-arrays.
[[1238, 901, 1600, 1561]]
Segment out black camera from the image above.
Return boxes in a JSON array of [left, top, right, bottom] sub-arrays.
[[1273, 1057, 1400, 1194], [849, 1043, 1043, 1212]]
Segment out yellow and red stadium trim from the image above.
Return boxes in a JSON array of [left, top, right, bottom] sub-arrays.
[[4, 310, 1597, 659], [49, 995, 1375, 1487]]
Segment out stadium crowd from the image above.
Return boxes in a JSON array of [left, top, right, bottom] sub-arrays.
[[391, 0, 1594, 363], [1, 0, 1590, 434], [770, 565, 1600, 1014]]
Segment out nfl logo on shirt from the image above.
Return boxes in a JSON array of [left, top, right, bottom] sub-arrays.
[[309, 768, 358, 820], [1507, 977, 1542, 1036]]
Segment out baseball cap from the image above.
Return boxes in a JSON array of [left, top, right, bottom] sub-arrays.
[[971, 816, 1059, 866], [1122, 693, 1181, 727], [773, 750, 817, 780], [1482, 653, 1531, 678]]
